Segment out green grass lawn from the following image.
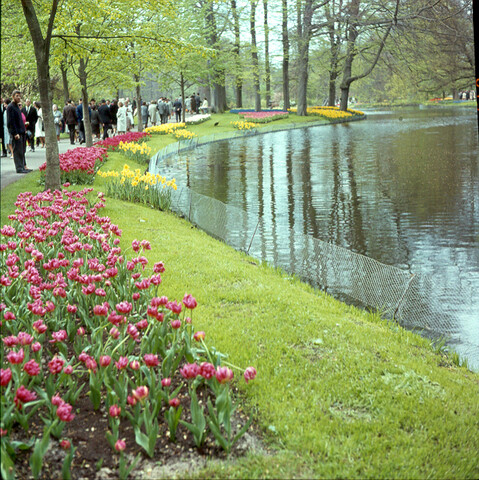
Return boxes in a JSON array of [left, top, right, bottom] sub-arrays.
[[2, 114, 479, 479]]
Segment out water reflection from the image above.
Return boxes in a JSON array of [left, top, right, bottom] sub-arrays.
[[156, 107, 478, 367]]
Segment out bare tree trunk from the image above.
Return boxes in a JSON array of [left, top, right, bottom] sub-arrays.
[[78, 57, 93, 147], [231, 0, 243, 107], [180, 72, 186, 123], [340, 0, 398, 111], [135, 75, 142, 132], [296, 0, 314, 116], [282, 0, 290, 110], [250, 0, 261, 111], [325, 2, 340, 107], [60, 58, 70, 106], [21, 0, 60, 190], [263, 0, 271, 108]]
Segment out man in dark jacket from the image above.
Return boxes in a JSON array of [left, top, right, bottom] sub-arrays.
[[1, 97, 7, 157], [109, 99, 118, 134], [63, 100, 78, 145], [195, 93, 201, 114], [22, 98, 38, 151], [98, 99, 112, 139], [76, 99, 85, 144], [173, 97, 182, 123], [7, 90, 31, 173]]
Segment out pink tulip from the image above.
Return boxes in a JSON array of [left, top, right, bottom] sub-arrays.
[[180, 363, 200, 379], [63, 365, 73, 375], [109, 404, 121, 417], [14, 385, 37, 409], [171, 319, 181, 329], [215, 366, 234, 384], [199, 362, 216, 380], [132, 386, 149, 401], [115, 356, 129, 370], [100, 355, 111, 367], [31, 342, 42, 352], [115, 439, 126, 451], [161, 378, 171, 387], [4, 311, 16, 321], [136, 319, 148, 330], [244, 367, 257, 383], [129, 360, 140, 370], [32, 319, 47, 334], [169, 398, 180, 408], [143, 354, 159, 367], [56, 402, 75, 422], [60, 439, 71, 450], [193, 331, 205, 342], [109, 327, 120, 339], [50, 330, 67, 343], [23, 359, 40, 376], [7, 348, 24, 365], [0, 368, 12, 386], [48, 357, 65, 374], [182, 294, 197, 310]]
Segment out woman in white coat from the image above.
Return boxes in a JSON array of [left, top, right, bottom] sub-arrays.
[[116, 101, 127, 134], [34, 102, 45, 148]]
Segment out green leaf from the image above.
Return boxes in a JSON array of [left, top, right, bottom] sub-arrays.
[[0, 444, 16, 480], [30, 428, 51, 479], [232, 415, 254, 445], [206, 418, 229, 451]]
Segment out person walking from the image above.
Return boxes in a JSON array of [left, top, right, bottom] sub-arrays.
[[7, 90, 31, 173], [76, 99, 85, 144], [116, 101, 127, 134], [22, 98, 38, 151], [90, 104, 101, 139], [200, 97, 209, 114], [141, 101, 149, 129], [195, 93, 201, 114], [173, 97, 182, 123], [52, 104, 63, 141], [148, 100, 158, 126], [98, 99, 112, 139], [1, 97, 7, 157], [2, 98, 14, 158], [34, 102, 45, 148], [62, 100, 78, 145], [110, 99, 118, 135]]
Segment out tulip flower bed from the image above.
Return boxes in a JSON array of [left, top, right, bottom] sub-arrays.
[[173, 129, 197, 141], [97, 165, 177, 211], [38, 147, 108, 186], [118, 141, 153, 164], [0, 187, 256, 480], [238, 111, 289, 123], [145, 123, 186, 135], [230, 121, 257, 131], [288, 106, 365, 120], [95, 132, 151, 151]]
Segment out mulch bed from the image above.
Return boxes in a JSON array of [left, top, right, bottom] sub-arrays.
[[11, 381, 258, 480]]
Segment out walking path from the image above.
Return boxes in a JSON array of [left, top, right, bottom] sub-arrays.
[[1, 140, 73, 191], [0, 113, 210, 191]]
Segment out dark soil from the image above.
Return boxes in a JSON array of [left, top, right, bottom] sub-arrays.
[[11, 381, 259, 480]]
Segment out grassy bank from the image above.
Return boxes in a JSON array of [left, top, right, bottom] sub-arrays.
[[2, 119, 479, 479], [357, 100, 476, 109]]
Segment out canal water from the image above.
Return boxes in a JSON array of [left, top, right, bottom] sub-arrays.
[[156, 107, 479, 368]]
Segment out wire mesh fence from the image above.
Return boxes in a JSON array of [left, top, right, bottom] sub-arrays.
[[150, 128, 479, 371]]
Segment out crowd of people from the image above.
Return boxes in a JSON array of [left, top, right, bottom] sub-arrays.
[[1, 90, 211, 174]]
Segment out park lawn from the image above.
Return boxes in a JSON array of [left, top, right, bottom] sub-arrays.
[[2, 120, 478, 479]]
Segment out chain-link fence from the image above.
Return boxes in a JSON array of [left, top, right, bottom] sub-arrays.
[[150, 128, 479, 371]]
